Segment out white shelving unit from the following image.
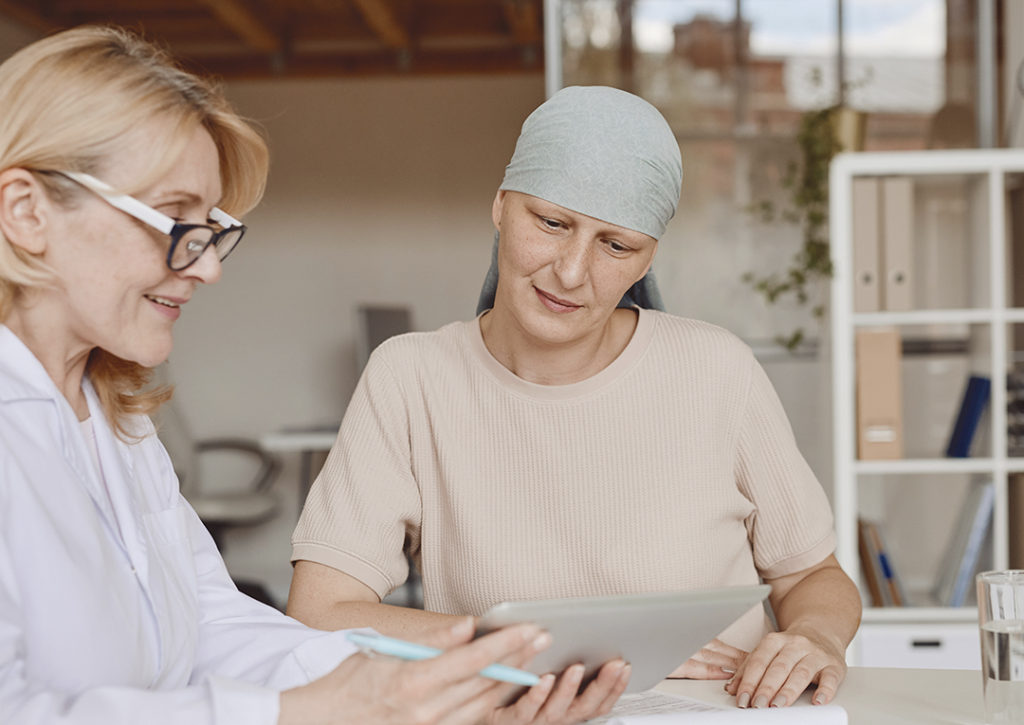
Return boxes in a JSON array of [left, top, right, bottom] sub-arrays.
[[830, 149, 1024, 667]]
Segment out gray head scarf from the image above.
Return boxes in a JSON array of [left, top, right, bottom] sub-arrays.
[[476, 85, 682, 315]]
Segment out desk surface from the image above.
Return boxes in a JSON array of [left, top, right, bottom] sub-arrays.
[[657, 667, 983, 724]]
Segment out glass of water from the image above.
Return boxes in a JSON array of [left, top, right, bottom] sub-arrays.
[[978, 570, 1024, 723]]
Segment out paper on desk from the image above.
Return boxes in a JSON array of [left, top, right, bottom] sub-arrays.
[[590, 691, 847, 724], [588, 691, 725, 722]]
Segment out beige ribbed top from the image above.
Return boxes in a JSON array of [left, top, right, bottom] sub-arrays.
[[292, 309, 835, 649]]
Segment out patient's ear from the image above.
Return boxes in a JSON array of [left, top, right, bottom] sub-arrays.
[[491, 189, 507, 230], [0, 168, 51, 255]]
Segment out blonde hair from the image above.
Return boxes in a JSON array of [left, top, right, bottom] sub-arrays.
[[0, 25, 269, 437]]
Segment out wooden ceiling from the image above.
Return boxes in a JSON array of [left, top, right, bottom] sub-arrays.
[[0, 0, 545, 78]]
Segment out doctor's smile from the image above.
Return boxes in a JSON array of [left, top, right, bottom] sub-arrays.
[[144, 294, 187, 319]]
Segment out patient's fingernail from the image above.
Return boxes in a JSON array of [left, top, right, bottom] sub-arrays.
[[737, 692, 750, 708], [451, 617, 474, 636], [813, 692, 827, 705], [532, 631, 552, 651], [771, 695, 786, 708], [753, 695, 768, 709], [722, 667, 736, 674], [619, 663, 632, 682]]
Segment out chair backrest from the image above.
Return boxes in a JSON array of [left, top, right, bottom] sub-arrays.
[[355, 304, 413, 370], [193, 438, 280, 495]]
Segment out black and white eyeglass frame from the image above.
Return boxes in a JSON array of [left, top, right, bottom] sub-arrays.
[[57, 170, 246, 271]]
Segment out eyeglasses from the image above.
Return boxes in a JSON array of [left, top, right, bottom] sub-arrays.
[[55, 170, 246, 271]]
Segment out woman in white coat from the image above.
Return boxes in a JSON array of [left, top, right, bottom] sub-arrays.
[[0, 25, 560, 725]]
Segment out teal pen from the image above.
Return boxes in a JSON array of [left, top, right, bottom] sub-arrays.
[[346, 631, 541, 687]]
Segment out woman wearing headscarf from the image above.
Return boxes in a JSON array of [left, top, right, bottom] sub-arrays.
[[0, 25, 561, 725], [288, 86, 861, 717]]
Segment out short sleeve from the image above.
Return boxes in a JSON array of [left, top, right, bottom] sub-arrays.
[[735, 355, 836, 579], [291, 348, 421, 599]]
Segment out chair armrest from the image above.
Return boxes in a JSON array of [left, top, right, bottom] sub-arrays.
[[191, 438, 281, 494]]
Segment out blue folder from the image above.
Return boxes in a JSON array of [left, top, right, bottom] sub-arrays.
[[945, 375, 991, 458]]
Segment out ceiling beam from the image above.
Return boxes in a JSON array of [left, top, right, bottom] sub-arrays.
[[198, 0, 281, 53], [351, 0, 409, 49], [185, 45, 542, 79], [502, 0, 540, 45], [0, 1, 59, 34]]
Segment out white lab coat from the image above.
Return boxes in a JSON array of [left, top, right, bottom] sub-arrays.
[[0, 326, 357, 724]]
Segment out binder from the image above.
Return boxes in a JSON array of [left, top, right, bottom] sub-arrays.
[[945, 375, 991, 458], [881, 177, 914, 310], [858, 519, 905, 607], [852, 178, 881, 313], [868, 522, 905, 606], [858, 519, 886, 606], [855, 328, 904, 460], [933, 480, 994, 606]]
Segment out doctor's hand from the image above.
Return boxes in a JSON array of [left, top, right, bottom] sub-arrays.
[[489, 658, 630, 725], [668, 638, 748, 680], [722, 626, 846, 709], [278, 617, 550, 725]]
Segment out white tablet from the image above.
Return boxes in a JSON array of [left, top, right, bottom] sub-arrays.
[[476, 585, 770, 694]]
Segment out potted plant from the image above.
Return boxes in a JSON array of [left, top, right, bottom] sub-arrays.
[[744, 104, 865, 351]]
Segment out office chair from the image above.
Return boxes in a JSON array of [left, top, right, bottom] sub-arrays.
[[355, 304, 415, 368], [184, 437, 281, 550], [156, 399, 282, 608]]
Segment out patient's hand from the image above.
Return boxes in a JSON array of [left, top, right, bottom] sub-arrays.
[[723, 627, 846, 708], [488, 659, 631, 725], [668, 638, 748, 680]]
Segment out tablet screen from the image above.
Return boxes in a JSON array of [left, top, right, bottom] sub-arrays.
[[476, 585, 770, 694]]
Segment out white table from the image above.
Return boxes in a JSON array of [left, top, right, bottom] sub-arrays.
[[259, 428, 337, 508], [657, 667, 984, 724]]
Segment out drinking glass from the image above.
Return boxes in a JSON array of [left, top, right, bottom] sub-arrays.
[[978, 570, 1024, 723]]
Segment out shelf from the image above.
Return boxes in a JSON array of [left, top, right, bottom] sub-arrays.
[[852, 309, 994, 326], [832, 148, 1024, 176], [854, 458, 1024, 475], [861, 606, 980, 625], [851, 309, 1024, 326], [831, 150, 1024, 666], [854, 458, 997, 475]]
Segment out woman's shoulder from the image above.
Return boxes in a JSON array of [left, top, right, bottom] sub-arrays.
[[645, 309, 754, 360], [360, 319, 480, 388], [367, 319, 476, 366]]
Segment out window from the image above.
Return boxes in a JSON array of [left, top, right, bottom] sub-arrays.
[[552, 0, 991, 342]]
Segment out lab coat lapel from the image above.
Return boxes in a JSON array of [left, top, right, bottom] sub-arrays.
[[60, 401, 123, 541], [81, 380, 170, 682], [82, 378, 149, 584]]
